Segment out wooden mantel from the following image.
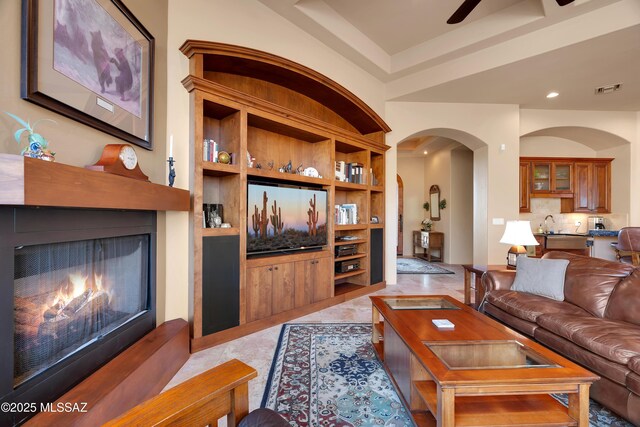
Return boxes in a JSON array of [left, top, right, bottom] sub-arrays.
[[0, 154, 190, 211]]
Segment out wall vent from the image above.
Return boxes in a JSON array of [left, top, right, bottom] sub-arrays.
[[594, 83, 622, 95]]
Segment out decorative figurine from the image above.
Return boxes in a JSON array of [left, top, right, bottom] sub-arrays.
[[267, 160, 274, 170], [167, 157, 176, 187], [5, 112, 56, 161], [296, 163, 304, 174]]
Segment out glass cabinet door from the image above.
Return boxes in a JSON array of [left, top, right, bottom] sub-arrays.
[[532, 163, 550, 192], [552, 163, 572, 192]]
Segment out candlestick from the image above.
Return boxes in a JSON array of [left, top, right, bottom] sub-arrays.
[[167, 157, 176, 187], [169, 134, 174, 158]]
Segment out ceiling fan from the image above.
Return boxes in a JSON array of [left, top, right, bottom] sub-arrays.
[[447, 0, 575, 24]]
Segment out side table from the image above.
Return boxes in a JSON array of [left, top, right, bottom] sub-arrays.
[[462, 264, 507, 308]]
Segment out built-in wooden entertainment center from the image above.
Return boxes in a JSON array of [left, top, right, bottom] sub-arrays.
[[180, 41, 390, 351]]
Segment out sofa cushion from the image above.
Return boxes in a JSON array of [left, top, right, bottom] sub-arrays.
[[605, 269, 640, 326], [536, 314, 640, 365], [627, 373, 640, 398], [486, 290, 589, 323], [629, 356, 640, 376], [511, 257, 569, 301], [542, 252, 635, 318]]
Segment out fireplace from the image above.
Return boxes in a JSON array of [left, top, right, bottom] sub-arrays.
[[0, 207, 156, 426]]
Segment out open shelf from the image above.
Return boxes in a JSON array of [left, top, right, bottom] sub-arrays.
[[334, 269, 366, 280], [335, 253, 367, 262], [413, 381, 437, 415], [370, 185, 384, 193], [202, 227, 240, 237], [335, 224, 368, 231], [334, 281, 366, 295], [335, 239, 367, 246], [203, 161, 240, 176], [335, 181, 368, 191], [247, 168, 332, 186]]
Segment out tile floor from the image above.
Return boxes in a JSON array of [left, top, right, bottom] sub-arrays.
[[164, 261, 466, 412]]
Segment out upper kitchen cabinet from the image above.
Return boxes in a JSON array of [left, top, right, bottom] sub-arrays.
[[529, 160, 573, 196], [520, 157, 613, 213], [519, 161, 531, 212], [573, 160, 612, 213]]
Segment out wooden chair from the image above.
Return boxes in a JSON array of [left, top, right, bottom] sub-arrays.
[[611, 227, 640, 266]]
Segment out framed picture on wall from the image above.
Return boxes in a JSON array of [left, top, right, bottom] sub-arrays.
[[21, 0, 155, 150]]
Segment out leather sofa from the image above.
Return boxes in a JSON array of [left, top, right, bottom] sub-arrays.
[[481, 251, 640, 425]]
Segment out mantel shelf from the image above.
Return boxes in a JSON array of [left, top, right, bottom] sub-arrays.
[[0, 154, 190, 211]]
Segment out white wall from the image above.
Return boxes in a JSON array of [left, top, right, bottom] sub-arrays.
[[398, 157, 426, 256], [166, 0, 388, 319], [424, 149, 451, 261]]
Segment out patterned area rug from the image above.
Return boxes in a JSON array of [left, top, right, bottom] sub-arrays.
[[263, 323, 633, 427], [396, 257, 454, 274], [262, 323, 414, 426]]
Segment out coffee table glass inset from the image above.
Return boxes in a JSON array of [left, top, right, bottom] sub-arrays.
[[425, 340, 559, 370], [384, 297, 459, 310]]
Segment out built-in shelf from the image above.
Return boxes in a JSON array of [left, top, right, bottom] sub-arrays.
[[202, 227, 240, 237], [334, 269, 366, 280], [335, 181, 368, 191], [370, 224, 384, 229], [0, 154, 190, 211], [370, 185, 384, 193], [202, 162, 240, 177], [334, 253, 367, 262], [247, 168, 332, 186], [335, 224, 368, 231], [334, 281, 366, 295], [335, 239, 367, 246]]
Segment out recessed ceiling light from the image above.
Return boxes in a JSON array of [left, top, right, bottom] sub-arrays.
[[423, 150, 428, 155], [546, 92, 559, 98]]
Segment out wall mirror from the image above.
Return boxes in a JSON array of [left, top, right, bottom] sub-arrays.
[[430, 185, 440, 220]]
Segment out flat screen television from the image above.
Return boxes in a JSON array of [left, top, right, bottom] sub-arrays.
[[247, 181, 328, 256]]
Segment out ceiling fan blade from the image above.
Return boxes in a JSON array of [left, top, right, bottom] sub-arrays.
[[447, 0, 482, 24], [556, 0, 575, 5]]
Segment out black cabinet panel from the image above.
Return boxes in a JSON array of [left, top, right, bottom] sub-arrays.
[[202, 236, 240, 335], [370, 229, 383, 284]]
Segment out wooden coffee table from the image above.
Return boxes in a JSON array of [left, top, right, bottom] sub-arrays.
[[370, 295, 598, 426]]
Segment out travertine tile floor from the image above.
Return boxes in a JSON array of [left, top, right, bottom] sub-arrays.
[[164, 261, 466, 415]]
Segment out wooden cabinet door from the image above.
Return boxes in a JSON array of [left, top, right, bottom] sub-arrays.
[[591, 161, 611, 213], [519, 162, 531, 212], [573, 162, 593, 212], [551, 162, 573, 193], [272, 262, 295, 315], [312, 257, 333, 302], [246, 265, 272, 322], [294, 260, 313, 308], [531, 162, 551, 193]]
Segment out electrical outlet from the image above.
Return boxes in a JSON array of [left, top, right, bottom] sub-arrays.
[[492, 218, 504, 225]]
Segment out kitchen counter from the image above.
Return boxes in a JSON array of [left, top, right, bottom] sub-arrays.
[[587, 229, 620, 237]]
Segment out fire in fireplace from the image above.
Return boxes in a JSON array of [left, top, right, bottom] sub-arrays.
[[0, 207, 156, 426], [14, 235, 150, 388]]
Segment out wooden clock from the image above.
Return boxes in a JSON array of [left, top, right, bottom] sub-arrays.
[[86, 144, 149, 181]]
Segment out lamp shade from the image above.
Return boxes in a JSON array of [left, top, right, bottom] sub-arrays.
[[500, 221, 539, 246]]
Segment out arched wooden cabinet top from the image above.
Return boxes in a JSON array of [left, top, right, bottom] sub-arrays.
[[179, 40, 390, 137]]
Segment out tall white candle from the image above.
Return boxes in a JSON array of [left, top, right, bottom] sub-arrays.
[[169, 135, 174, 158]]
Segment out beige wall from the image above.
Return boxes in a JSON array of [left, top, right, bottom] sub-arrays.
[[397, 157, 426, 256], [450, 148, 474, 264], [424, 149, 451, 262], [0, 0, 173, 323], [166, 0, 389, 317]]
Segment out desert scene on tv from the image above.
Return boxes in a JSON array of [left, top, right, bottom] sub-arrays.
[[247, 184, 327, 254]]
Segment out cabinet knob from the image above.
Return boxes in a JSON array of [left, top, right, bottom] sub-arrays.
[[268, 267, 273, 271], [274, 266, 278, 270]]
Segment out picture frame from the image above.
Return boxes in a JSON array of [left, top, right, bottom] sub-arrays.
[[21, 0, 155, 150], [370, 216, 379, 224]]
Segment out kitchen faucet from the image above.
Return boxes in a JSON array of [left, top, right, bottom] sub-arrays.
[[544, 215, 555, 234]]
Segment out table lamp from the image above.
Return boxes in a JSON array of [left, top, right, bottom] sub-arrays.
[[500, 220, 539, 268]]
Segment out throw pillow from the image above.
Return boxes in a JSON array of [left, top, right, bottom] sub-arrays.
[[511, 256, 570, 301]]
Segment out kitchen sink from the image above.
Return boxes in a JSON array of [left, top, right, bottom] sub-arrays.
[[545, 235, 588, 250]]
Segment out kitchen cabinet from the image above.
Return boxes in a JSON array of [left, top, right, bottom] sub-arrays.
[[574, 161, 611, 213], [519, 162, 531, 212], [530, 161, 573, 196], [520, 157, 612, 213]]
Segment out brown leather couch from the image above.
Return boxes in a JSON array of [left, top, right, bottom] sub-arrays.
[[481, 251, 640, 425]]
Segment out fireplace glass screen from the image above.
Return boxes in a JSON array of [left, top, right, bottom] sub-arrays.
[[13, 235, 150, 388]]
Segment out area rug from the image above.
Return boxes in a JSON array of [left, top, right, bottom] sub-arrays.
[[263, 323, 633, 427], [396, 257, 454, 274], [261, 323, 414, 426]]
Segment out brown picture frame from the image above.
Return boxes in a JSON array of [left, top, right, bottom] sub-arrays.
[[21, 0, 155, 150]]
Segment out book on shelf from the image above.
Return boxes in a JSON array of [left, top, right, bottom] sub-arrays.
[[335, 203, 358, 225], [334, 161, 366, 184], [203, 139, 219, 163]]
